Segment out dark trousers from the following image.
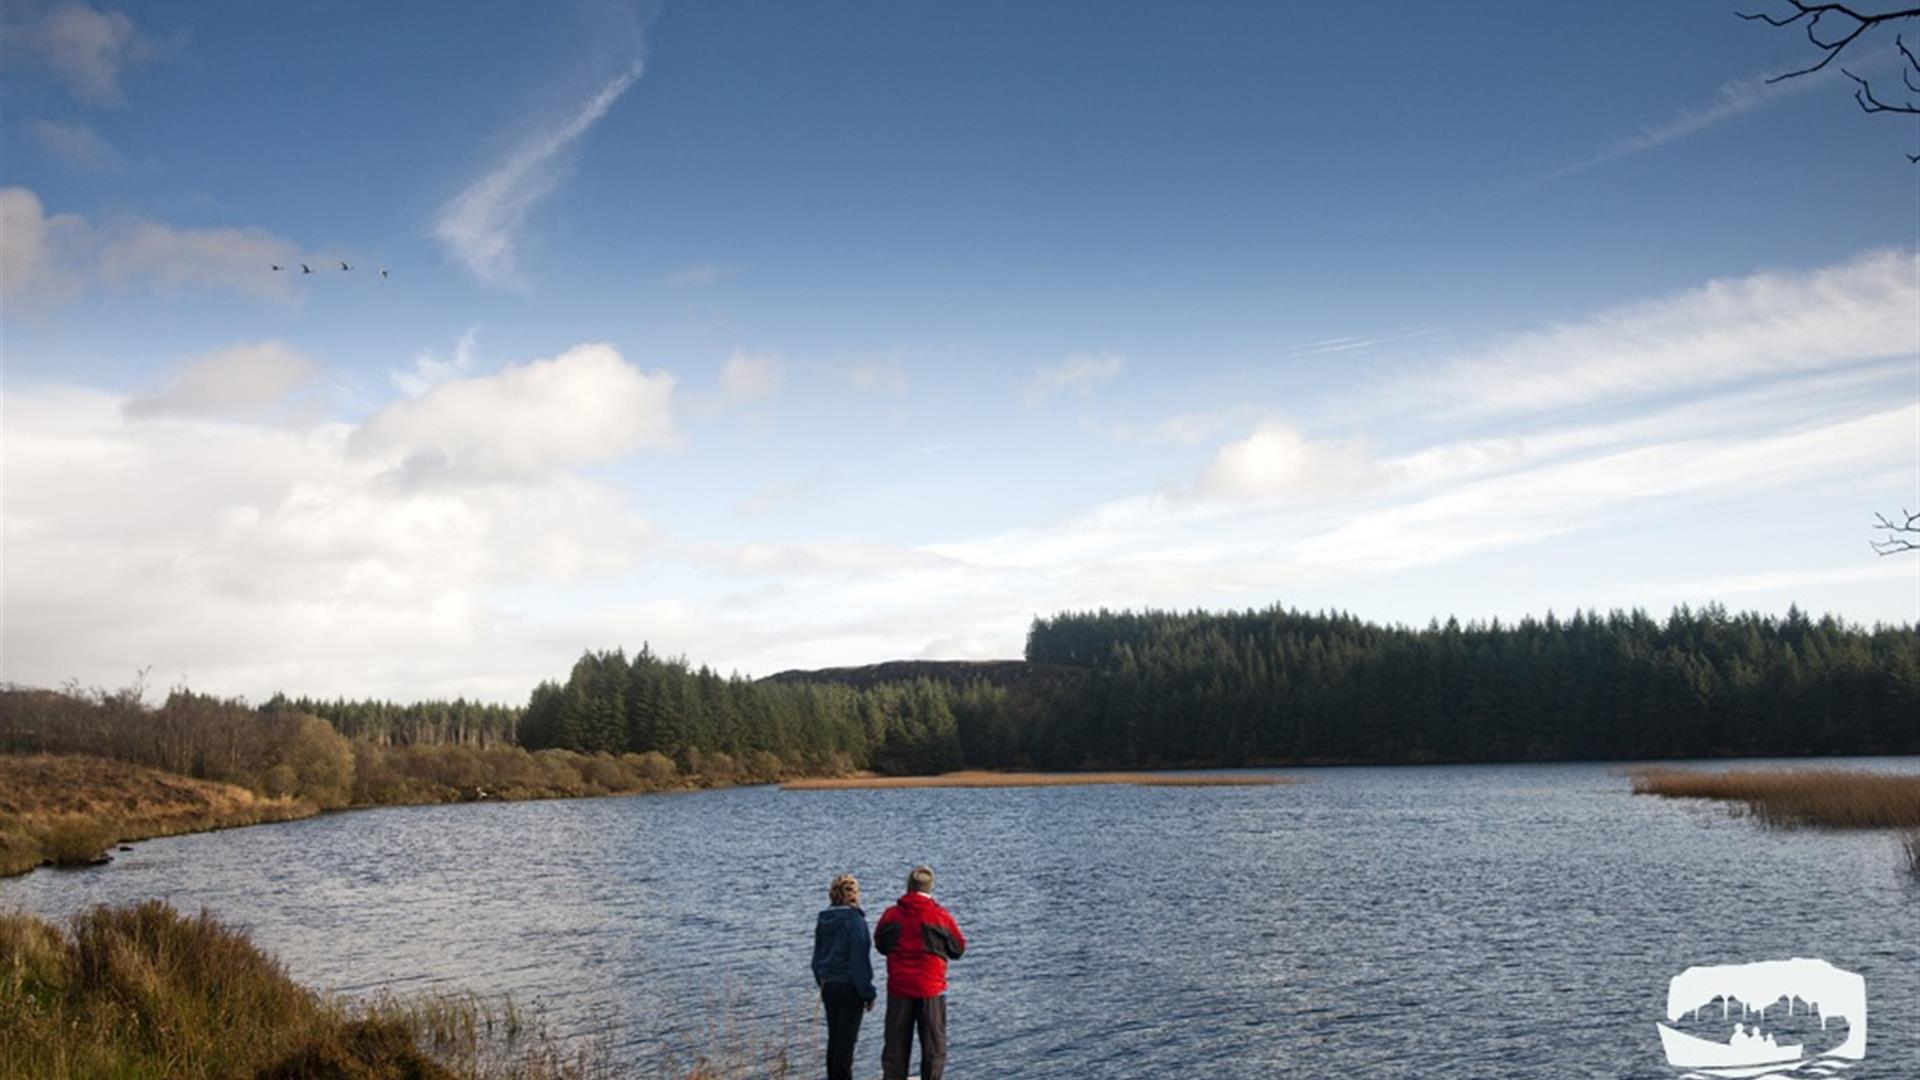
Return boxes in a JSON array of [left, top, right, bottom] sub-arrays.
[[821, 982, 866, 1080], [881, 993, 947, 1080]]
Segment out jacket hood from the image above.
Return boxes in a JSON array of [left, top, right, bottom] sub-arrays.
[[896, 891, 938, 909], [818, 904, 866, 925]]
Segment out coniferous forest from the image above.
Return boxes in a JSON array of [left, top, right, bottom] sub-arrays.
[[9, 605, 1916, 780], [493, 604, 1920, 770]]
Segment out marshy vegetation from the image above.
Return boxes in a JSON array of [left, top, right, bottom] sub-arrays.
[[1630, 767, 1920, 876], [0, 900, 597, 1079], [0, 755, 314, 876]]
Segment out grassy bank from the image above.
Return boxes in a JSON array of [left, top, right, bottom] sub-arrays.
[[0, 900, 597, 1079], [1630, 767, 1920, 877], [783, 769, 1295, 789], [0, 755, 315, 876]]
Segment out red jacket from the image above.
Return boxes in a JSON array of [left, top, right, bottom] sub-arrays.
[[874, 891, 966, 998]]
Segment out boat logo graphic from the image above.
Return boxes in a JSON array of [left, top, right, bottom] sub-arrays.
[[1656, 958, 1866, 1080]]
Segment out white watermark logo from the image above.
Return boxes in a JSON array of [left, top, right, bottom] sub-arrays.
[[1657, 958, 1866, 1078]]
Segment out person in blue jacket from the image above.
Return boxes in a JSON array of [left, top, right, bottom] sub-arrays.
[[812, 873, 877, 1080]]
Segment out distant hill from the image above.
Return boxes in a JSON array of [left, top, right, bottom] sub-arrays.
[[761, 658, 1087, 690]]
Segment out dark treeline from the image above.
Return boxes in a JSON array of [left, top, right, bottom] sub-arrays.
[[9, 604, 1916, 791], [1014, 604, 1920, 765], [516, 647, 969, 776], [521, 605, 1920, 771]]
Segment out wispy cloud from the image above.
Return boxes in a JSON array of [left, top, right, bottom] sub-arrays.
[[435, 62, 644, 287], [14, 2, 178, 106], [1549, 69, 1830, 179], [721, 349, 784, 401], [392, 329, 480, 397], [1618, 562, 1916, 601], [1395, 248, 1916, 418], [1028, 351, 1126, 402], [27, 117, 124, 171], [846, 363, 909, 394], [664, 261, 738, 286]]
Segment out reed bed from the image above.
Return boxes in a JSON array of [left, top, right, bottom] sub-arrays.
[[1629, 768, 1920, 829], [784, 769, 1294, 790]]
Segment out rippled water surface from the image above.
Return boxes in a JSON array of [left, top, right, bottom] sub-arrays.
[[4, 760, 1917, 1078]]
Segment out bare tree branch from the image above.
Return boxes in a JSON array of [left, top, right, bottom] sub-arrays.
[[1741, 2, 1920, 156], [1871, 507, 1920, 554], [1739, 2, 1920, 78]]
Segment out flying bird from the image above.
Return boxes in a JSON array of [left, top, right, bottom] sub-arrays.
[[300, 264, 313, 274], [379, 268, 389, 279], [270, 264, 284, 272], [339, 261, 353, 271]]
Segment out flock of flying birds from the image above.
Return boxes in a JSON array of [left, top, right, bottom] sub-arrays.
[[269, 261, 389, 278]]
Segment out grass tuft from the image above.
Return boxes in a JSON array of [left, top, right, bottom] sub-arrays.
[[0, 901, 601, 1079]]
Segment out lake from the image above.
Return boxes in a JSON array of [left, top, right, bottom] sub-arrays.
[[3, 760, 1916, 1078]]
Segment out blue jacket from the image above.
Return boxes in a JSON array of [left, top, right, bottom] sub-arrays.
[[812, 904, 876, 1002]]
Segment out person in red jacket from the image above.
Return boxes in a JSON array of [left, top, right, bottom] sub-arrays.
[[874, 865, 966, 1080]]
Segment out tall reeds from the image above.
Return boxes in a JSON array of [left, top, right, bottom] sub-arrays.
[[1628, 768, 1920, 829]]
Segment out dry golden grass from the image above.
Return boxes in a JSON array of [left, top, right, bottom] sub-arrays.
[[0, 901, 599, 1079], [1629, 767, 1920, 829], [0, 754, 316, 876], [783, 769, 1295, 790]]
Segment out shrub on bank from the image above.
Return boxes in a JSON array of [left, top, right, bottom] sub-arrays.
[[37, 819, 114, 866]]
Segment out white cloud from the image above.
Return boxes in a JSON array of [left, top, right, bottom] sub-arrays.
[[435, 62, 644, 287], [23, 2, 171, 106], [125, 341, 317, 420], [1400, 249, 1917, 417], [0, 186, 304, 301], [720, 350, 783, 401], [0, 187, 70, 297], [351, 342, 675, 479], [27, 117, 124, 171], [392, 329, 480, 397], [97, 219, 302, 298], [2, 369, 658, 700], [1029, 351, 1126, 400], [1199, 422, 1380, 500]]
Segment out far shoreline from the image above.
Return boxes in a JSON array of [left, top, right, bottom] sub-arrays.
[[782, 769, 1298, 790]]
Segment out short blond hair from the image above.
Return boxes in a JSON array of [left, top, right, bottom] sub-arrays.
[[907, 865, 934, 894], [828, 874, 860, 906]]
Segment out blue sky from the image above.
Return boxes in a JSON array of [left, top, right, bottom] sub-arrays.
[[2, 0, 1916, 702]]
